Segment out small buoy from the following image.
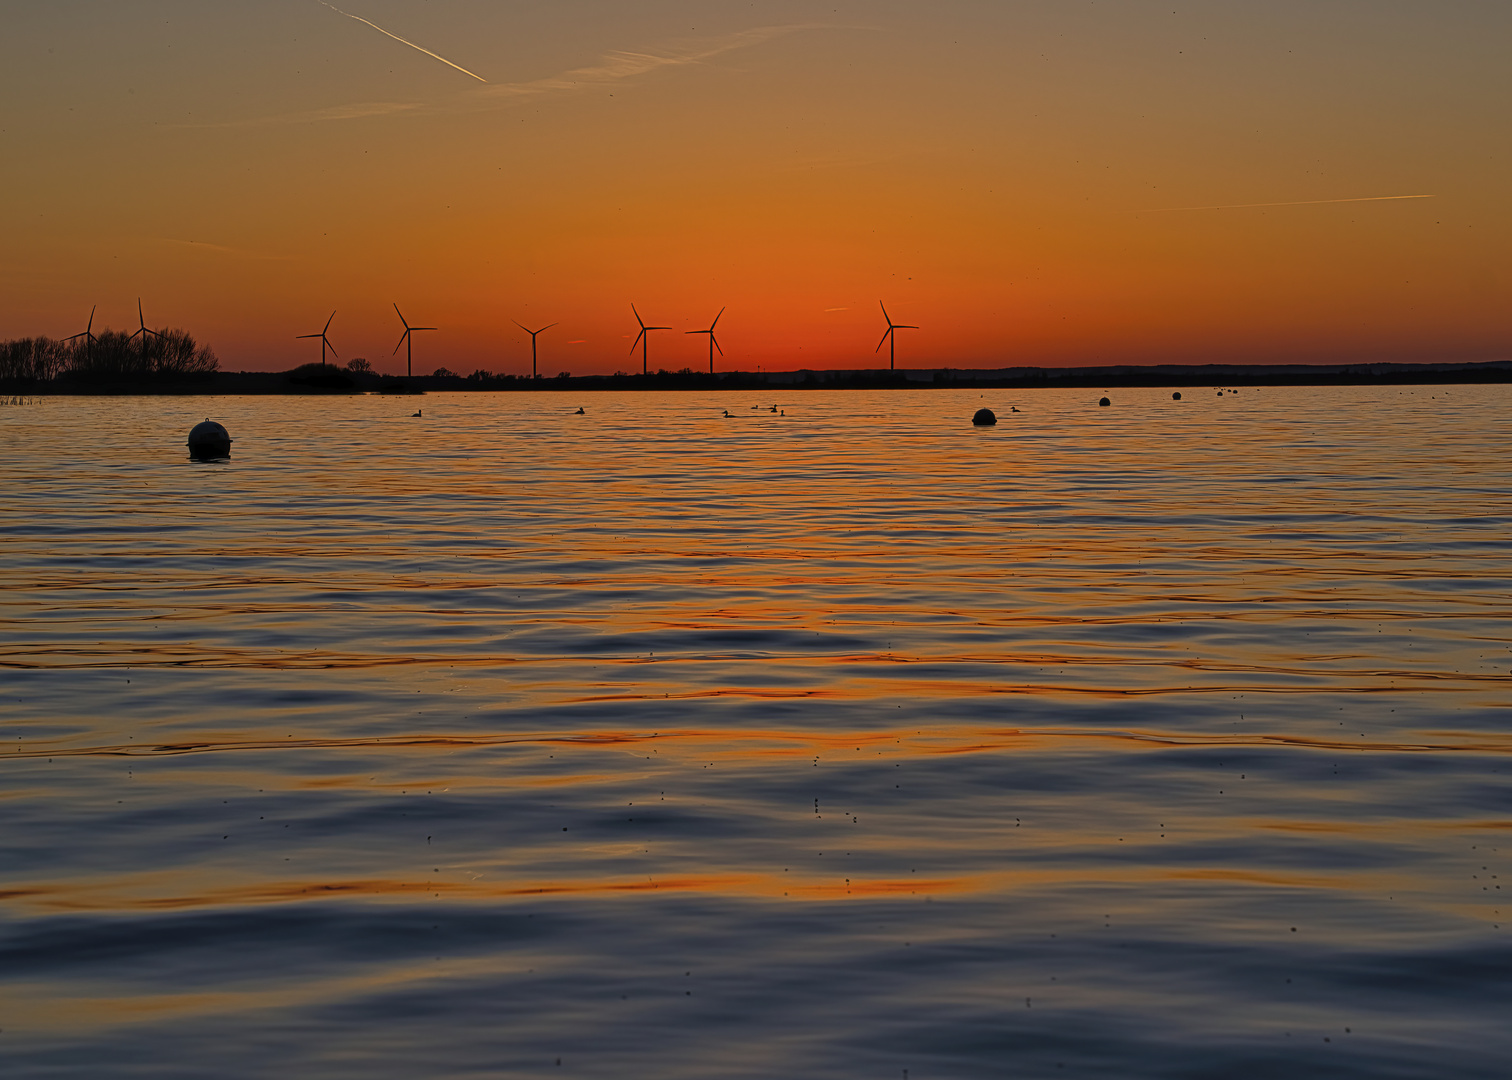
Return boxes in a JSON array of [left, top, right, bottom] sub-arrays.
[[575, 407, 585, 415], [186, 419, 231, 458], [972, 408, 997, 426], [1216, 391, 1223, 397], [1098, 397, 1111, 407], [1172, 392, 1182, 400]]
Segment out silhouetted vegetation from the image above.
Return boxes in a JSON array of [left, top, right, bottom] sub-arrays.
[[0, 326, 218, 388], [286, 363, 356, 390]]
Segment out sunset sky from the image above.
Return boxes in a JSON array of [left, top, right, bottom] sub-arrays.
[[3, 1, 1508, 375]]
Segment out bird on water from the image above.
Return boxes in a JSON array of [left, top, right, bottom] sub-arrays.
[[412, 409, 422, 417]]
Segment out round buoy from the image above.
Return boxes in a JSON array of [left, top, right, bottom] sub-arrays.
[[1216, 391, 1223, 397], [187, 419, 231, 459], [1098, 397, 1111, 407], [972, 408, 997, 426], [1172, 392, 1182, 401]]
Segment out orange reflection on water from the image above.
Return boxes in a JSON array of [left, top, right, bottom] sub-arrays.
[[0, 871, 973, 915], [14, 724, 1512, 765]]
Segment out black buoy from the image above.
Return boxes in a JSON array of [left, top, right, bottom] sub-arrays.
[[972, 407, 997, 426], [187, 419, 231, 459], [1098, 397, 1111, 407], [1172, 392, 1182, 400], [1216, 391, 1223, 397]]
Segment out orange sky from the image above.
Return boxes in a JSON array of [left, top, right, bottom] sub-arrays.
[[2, 1, 1508, 374]]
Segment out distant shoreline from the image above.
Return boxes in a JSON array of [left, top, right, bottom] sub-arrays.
[[7, 359, 1510, 395]]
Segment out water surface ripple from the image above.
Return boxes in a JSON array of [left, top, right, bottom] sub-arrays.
[[2, 386, 1509, 1077]]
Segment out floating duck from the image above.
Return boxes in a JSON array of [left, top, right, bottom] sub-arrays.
[[412, 409, 422, 417], [575, 407, 585, 415]]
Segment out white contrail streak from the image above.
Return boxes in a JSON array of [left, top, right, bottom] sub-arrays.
[[1144, 194, 1435, 213], [319, 2, 487, 83]]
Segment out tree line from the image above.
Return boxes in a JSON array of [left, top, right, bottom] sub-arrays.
[[0, 327, 219, 385]]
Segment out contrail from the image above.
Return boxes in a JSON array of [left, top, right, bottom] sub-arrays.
[[319, 1, 487, 83], [1144, 194, 1434, 213]]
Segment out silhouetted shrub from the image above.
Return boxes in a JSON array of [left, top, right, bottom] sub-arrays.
[[346, 358, 372, 374], [1, 326, 217, 384]]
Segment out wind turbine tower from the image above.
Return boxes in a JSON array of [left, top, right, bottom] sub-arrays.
[[514, 320, 558, 380], [876, 302, 918, 371], [64, 306, 97, 368], [393, 305, 437, 378], [629, 304, 671, 376], [129, 299, 163, 368], [296, 311, 338, 368], [685, 307, 725, 375]]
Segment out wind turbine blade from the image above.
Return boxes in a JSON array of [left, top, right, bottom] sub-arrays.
[[630, 329, 646, 355], [87, 306, 95, 332], [685, 330, 702, 335], [394, 303, 410, 330], [138, 298, 145, 328], [393, 331, 409, 354], [541, 322, 558, 332], [711, 307, 725, 330], [631, 303, 645, 329], [880, 301, 891, 324], [876, 329, 892, 352], [513, 320, 530, 333], [712, 336, 723, 356], [323, 311, 336, 334], [898, 325, 919, 330], [326, 340, 338, 359]]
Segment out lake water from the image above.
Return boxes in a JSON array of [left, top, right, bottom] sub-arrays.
[[1, 385, 1508, 1078]]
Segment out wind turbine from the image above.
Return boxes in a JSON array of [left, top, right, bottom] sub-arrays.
[[393, 304, 437, 377], [296, 311, 338, 368], [876, 302, 918, 371], [685, 307, 725, 375], [63, 305, 97, 367], [129, 299, 163, 368], [629, 304, 671, 376], [513, 320, 558, 379]]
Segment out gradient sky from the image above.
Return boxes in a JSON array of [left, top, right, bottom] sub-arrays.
[[3, 1, 1508, 374]]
